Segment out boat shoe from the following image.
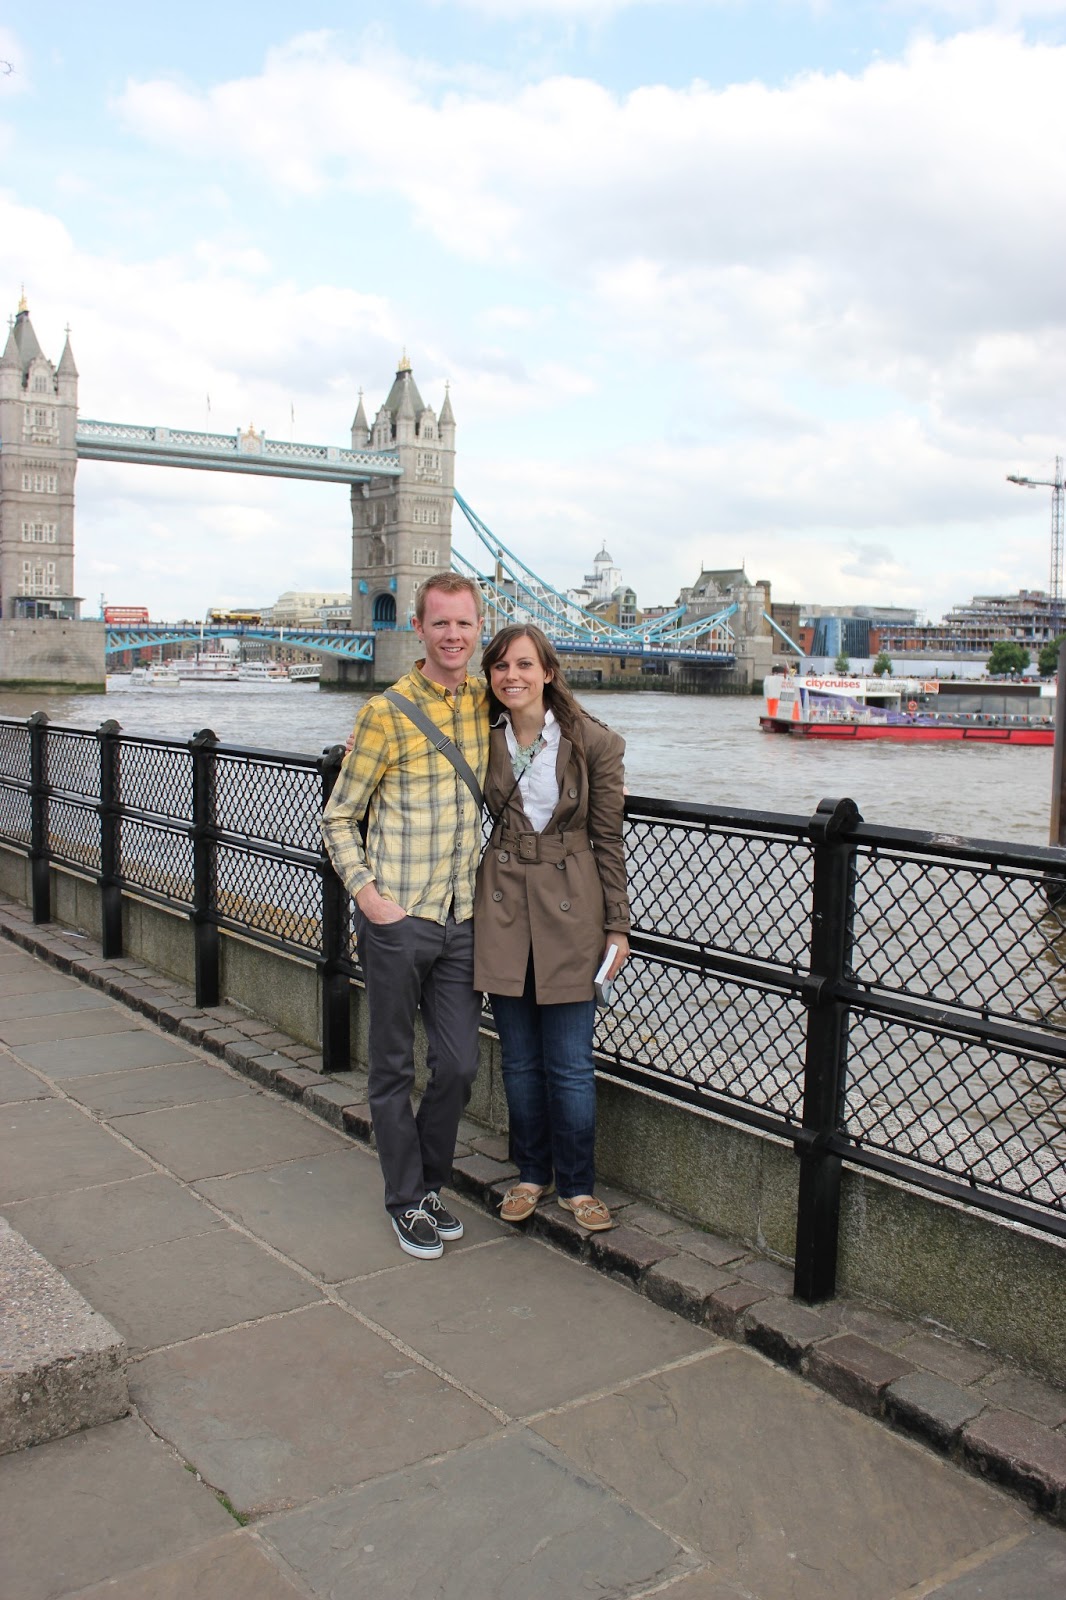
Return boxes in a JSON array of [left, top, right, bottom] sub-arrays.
[[557, 1195, 613, 1231], [498, 1183, 554, 1224]]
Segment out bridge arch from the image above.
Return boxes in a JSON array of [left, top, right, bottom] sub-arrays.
[[372, 593, 397, 629]]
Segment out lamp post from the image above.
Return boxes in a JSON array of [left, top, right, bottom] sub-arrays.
[[1007, 456, 1065, 643]]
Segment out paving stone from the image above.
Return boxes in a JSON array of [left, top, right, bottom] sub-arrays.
[[133, 1302, 497, 1516], [883, 1371, 987, 1453], [919, 1527, 1066, 1598], [705, 1281, 771, 1339], [805, 1334, 917, 1416], [0, 1057, 52, 1102], [10, 1026, 201, 1080], [961, 1409, 1066, 1519], [204, 1005, 252, 1024], [338, 1235, 708, 1416], [0, 1415, 234, 1600], [0, 967, 82, 997], [534, 1345, 1028, 1600], [645, 1253, 739, 1321], [589, 1223, 678, 1284], [302, 1076, 367, 1128], [625, 1203, 686, 1235], [341, 1101, 374, 1140], [262, 1429, 693, 1600], [236, 1050, 291, 1089], [66, 1530, 309, 1599], [837, 1301, 918, 1349], [0, 986, 113, 1020], [0, 1098, 150, 1202], [733, 1256, 794, 1295], [451, 1149, 518, 1196], [65, 1226, 323, 1353], [199, 1026, 247, 1050], [0, 1216, 128, 1453], [468, 1131, 511, 1161], [669, 1230, 748, 1268], [274, 1063, 332, 1098], [197, 1150, 503, 1281], [897, 1331, 998, 1387], [592, 1181, 639, 1212], [64, 1060, 252, 1116], [743, 1296, 837, 1369], [4, 1172, 224, 1267], [978, 1370, 1066, 1430], [115, 1092, 346, 1180]]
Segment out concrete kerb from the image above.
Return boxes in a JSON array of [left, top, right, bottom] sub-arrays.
[[2, 904, 1065, 1527]]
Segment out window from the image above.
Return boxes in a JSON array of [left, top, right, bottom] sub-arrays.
[[413, 547, 439, 567], [32, 375, 49, 394], [412, 502, 440, 526], [19, 560, 58, 596], [21, 471, 57, 493], [21, 522, 57, 543]]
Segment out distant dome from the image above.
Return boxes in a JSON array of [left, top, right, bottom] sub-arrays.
[[594, 545, 613, 565]]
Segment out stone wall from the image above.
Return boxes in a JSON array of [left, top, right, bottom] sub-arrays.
[[0, 619, 105, 690]]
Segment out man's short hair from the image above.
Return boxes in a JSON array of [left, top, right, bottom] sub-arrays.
[[413, 572, 484, 622]]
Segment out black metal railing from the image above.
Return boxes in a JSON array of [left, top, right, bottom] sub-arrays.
[[1, 715, 1063, 1304]]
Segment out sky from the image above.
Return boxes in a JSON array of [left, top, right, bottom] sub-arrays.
[[2, 2, 1065, 623]]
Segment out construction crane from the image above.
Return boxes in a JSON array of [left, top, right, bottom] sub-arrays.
[[1007, 455, 1065, 638]]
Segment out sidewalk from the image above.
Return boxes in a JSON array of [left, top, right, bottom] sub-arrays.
[[1, 915, 1065, 1599]]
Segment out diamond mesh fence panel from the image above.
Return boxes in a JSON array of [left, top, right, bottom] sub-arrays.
[[852, 848, 1066, 1034], [120, 818, 194, 905], [0, 723, 31, 783], [216, 754, 322, 851], [47, 731, 101, 800], [216, 844, 323, 952], [625, 815, 812, 969], [119, 741, 193, 822], [48, 800, 100, 871], [0, 785, 31, 846], [845, 1012, 1066, 1216], [595, 953, 806, 1122]]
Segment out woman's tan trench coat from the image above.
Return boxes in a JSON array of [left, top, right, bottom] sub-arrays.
[[473, 712, 631, 1005]]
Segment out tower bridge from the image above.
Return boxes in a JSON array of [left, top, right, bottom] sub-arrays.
[[3, 300, 753, 687]]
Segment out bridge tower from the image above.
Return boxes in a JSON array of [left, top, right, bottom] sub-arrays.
[[349, 354, 455, 637], [0, 298, 80, 620]]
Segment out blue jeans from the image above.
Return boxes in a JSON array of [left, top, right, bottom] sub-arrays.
[[490, 960, 598, 1199]]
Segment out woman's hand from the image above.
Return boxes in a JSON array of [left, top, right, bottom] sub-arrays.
[[603, 934, 630, 980]]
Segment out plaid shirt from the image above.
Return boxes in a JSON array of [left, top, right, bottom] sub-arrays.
[[321, 663, 489, 923]]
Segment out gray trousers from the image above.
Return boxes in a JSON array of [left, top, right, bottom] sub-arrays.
[[354, 909, 481, 1216]]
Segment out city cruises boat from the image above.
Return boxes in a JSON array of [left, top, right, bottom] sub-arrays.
[[125, 663, 181, 687], [760, 675, 1055, 744], [173, 652, 240, 683]]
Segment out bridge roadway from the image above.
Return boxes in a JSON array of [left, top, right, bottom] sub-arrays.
[[106, 622, 736, 667]]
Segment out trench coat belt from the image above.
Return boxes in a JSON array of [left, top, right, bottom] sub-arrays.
[[495, 829, 591, 863]]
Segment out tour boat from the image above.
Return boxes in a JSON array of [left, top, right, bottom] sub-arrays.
[[760, 675, 1055, 744]]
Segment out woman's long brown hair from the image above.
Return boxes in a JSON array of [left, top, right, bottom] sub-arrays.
[[482, 624, 586, 750]]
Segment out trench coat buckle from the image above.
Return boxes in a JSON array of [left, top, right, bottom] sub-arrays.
[[517, 833, 539, 862]]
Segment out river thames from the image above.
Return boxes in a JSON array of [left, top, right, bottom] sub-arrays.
[[0, 679, 1054, 848]]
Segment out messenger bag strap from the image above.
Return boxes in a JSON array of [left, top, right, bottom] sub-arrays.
[[382, 689, 484, 813]]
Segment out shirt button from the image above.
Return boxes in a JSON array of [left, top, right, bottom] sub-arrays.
[[568, 787, 578, 799], [560, 900, 571, 911], [497, 851, 510, 863], [492, 890, 503, 902], [555, 861, 566, 871]]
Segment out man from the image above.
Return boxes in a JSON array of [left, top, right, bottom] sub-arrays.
[[322, 573, 488, 1259]]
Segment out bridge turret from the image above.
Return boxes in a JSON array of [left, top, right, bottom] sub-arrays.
[[351, 389, 369, 448], [0, 301, 80, 620], [348, 354, 456, 662]]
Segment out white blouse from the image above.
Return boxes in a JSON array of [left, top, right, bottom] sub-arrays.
[[501, 708, 562, 833]]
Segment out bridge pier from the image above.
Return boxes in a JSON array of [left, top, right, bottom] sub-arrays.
[[318, 654, 373, 690]]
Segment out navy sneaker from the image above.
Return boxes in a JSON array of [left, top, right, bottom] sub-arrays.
[[421, 1190, 464, 1240], [391, 1206, 443, 1259]]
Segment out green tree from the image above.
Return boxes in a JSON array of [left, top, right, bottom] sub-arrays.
[[1038, 635, 1066, 676], [872, 651, 893, 677], [986, 641, 1030, 677], [833, 651, 850, 674]]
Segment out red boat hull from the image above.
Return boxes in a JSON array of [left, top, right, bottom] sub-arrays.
[[759, 717, 1052, 745]]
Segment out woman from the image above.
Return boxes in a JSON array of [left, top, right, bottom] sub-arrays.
[[474, 624, 630, 1232]]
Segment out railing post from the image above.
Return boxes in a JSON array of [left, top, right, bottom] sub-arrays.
[[96, 719, 124, 958], [793, 795, 862, 1304], [318, 744, 351, 1072], [190, 728, 220, 1008], [27, 711, 51, 924]]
